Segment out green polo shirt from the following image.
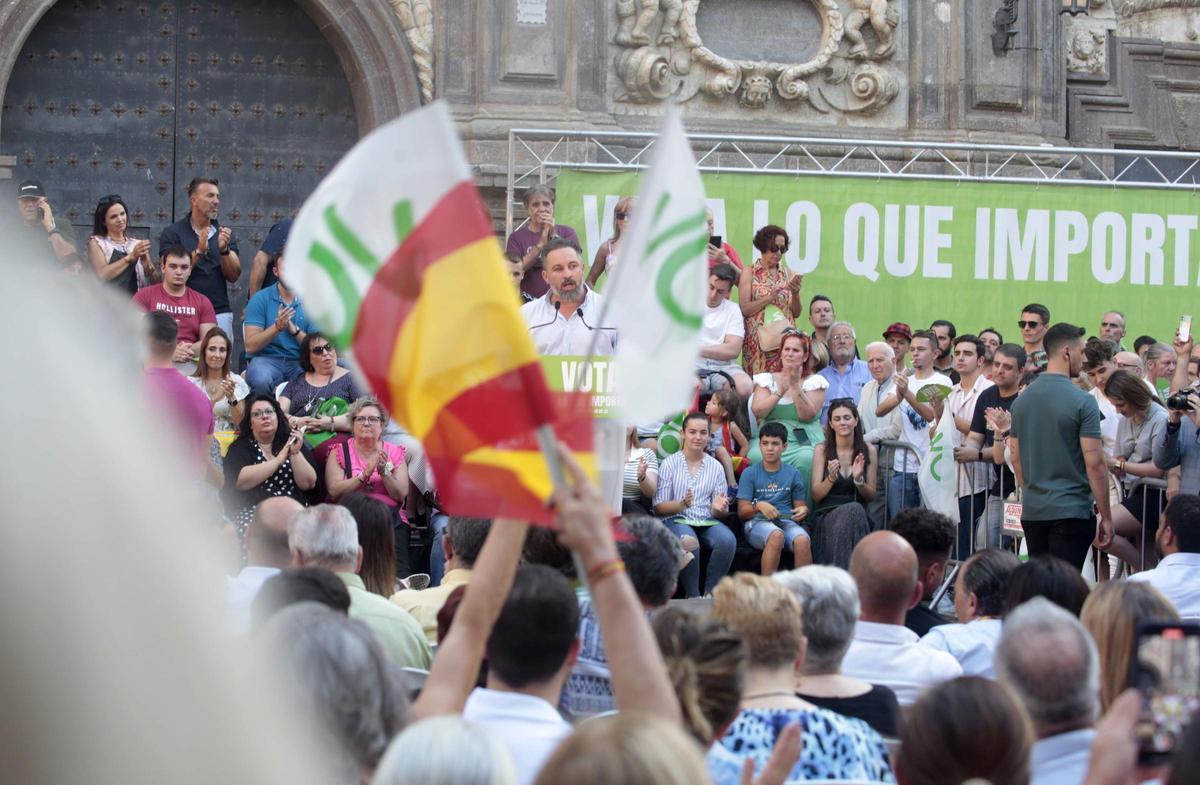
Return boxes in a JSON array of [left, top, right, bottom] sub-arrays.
[[338, 573, 433, 669]]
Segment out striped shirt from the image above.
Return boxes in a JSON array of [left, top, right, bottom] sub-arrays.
[[622, 448, 659, 500], [654, 451, 727, 523]]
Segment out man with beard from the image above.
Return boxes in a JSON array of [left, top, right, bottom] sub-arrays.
[[819, 320, 870, 423], [930, 319, 959, 384], [978, 327, 1002, 379], [521, 237, 616, 356]]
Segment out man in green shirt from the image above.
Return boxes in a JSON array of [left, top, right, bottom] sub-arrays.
[[288, 504, 433, 668], [1010, 323, 1114, 569]]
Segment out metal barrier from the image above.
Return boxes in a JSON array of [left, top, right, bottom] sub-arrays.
[[877, 439, 920, 528], [1124, 476, 1169, 573]]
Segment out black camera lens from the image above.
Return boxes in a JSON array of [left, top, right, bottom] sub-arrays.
[[1166, 390, 1194, 411]]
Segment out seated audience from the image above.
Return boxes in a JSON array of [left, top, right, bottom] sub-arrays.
[[1080, 580, 1179, 713], [140, 312, 216, 482], [132, 245, 216, 373], [243, 250, 315, 395], [896, 676, 1033, 785], [698, 263, 752, 397], [462, 565, 578, 785], [843, 531, 962, 705], [534, 714, 710, 785], [375, 715, 517, 785], [221, 394, 316, 546], [256, 602, 408, 785], [1003, 554, 1091, 617], [889, 507, 956, 636], [774, 566, 902, 738], [1128, 494, 1200, 617], [809, 397, 875, 568], [188, 327, 248, 444], [338, 493, 397, 597], [586, 195, 633, 289], [250, 567, 352, 628], [278, 332, 360, 427], [226, 497, 301, 633], [325, 397, 411, 574], [737, 421, 811, 575], [562, 515, 683, 718], [392, 517, 490, 644], [705, 386, 749, 487], [710, 573, 894, 782], [739, 224, 802, 374], [287, 504, 432, 668], [653, 412, 734, 597], [996, 598, 1099, 785], [920, 548, 1019, 678], [621, 426, 658, 515]]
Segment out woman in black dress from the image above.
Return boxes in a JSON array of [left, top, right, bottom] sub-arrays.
[[809, 398, 876, 568]]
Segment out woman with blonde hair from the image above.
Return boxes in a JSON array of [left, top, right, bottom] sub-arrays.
[[587, 196, 635, 288], [533, 713, 709, 785], [710, 572, 893, 782], [1081, 580, 1179, 713]]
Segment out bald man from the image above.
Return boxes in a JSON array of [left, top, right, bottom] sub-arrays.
[[1113, 351, 1157, 396], [226, 497, 303, 632], [841, 531, 962, 705]]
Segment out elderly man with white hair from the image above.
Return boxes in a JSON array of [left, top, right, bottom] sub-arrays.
[[774, 565, 901, 738], [818, 320, 871, 424], [858, 341, 900, 529], [288, 504, 432, 668], [995, 597, 1099, 785]]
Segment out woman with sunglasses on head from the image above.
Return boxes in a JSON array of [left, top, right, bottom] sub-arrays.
[[739, 224, 803, 375], [278, 331, 360, 432], [809, 398, 875, 567], [189, 326, 248, 458], [87, 194, 156, 294], [586, 196, 635, 289]]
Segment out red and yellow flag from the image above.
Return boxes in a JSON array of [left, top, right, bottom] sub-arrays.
[[288, 102, 590, 523]]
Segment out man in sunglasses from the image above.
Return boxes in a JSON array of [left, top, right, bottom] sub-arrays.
[[1018, 303, 1050, 372]]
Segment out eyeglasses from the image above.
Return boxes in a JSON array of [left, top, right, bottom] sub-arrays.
[[1101, 322, 1123, 329], [614, 211, 630, 220], [98, 194, 122, 205], [250, 409, 276, 419], [311, 345, 334, 355], [830, 334, 856, 343], [828, 397, 855, 407], [1116, 362, 1142, 370], [353, 415, 383, 425], [772, 243, 788, 252], [781, 327, 807, 338], [1017, 321, 1042, 329]]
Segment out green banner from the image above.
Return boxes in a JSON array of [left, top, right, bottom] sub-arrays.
[[540, 355, 617, 418], [554, 170, 1198, 349]]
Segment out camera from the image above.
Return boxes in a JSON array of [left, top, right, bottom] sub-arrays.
[[1166, 388, 1195, 411]]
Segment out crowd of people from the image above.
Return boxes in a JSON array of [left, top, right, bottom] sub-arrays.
[[17, 174, 1200, 785]]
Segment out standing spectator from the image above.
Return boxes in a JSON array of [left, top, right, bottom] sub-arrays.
[[890, 508, 957, 636], [1134, 334, 1158, 360], [248, 217, 291, 297], [920, 548, 1019, 678], [1144, 342, 1177, 395], [1080, 580, 1178, 713], [1100, 370, 1169, 571], [859, 341, 899, 529], [132, 246, 217, 374], [818, 321, 870, 423], [884, 321, 913, 371], [1154, 377, 1200, 495], [507, 184, 580, 300], [586, 195, 633, 288], [697, 263, 752, 397], [736, 422, 811, 575], [87, 194, 156, 294], [243, 251, 316, 396], [930, 319, 959, 384], [188, 326, 248, 456], [979, 327, 1003, 378], [140, 312, 215, 481], [748, 329, 828, 500], [278, 332, 361, 426], [948, 334, 995, 558], [1083, 337, 1121, 455], [879, 330, 951, 519], [1100, 310, 1127, 350], [1128, 495, 1200, 617], [1019, 303, 1051, 371], [809, 398, 875, 568], [158, 177, 240, 338], [392, 517, 489, 644], [654, 413, 734, 597], [843, 531, 962, 705], [521, 238, 616, 356], [15, 178, 81, 270], [996, 598, 1099, 785], [737, 224, 802, 374], [704, 207, 743, 271], [1010, 323, 1114, 569], [807, 294, 836, 349]]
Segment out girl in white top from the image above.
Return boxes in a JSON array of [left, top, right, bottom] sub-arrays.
[[587, 196, 635, 288]]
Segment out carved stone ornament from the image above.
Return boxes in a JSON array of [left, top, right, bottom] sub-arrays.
[[391, 0, 435, 104], [612, 0, 901, 114], [1066, 28, 1107, 74], [1117, 0, 1200, 13]]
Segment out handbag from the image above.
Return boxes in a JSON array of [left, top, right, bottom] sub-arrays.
[[304, 396, 349, 449], [755, 304, 791, 353]]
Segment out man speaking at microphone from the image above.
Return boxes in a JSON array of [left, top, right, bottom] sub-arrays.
[[521, 237, 618, 356]]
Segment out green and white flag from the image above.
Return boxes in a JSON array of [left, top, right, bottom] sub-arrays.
[[919, 406, 961, 524], [607, 110, 709, 424]]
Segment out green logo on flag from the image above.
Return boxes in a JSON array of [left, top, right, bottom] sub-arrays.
[[643, 193, 707, 330]]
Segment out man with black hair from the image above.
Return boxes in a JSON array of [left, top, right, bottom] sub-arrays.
[[1010, 323, 1114, 568], [890, 507, 956, 636], [1134, 334, 1157, 360], [132, 245, 217, 373], [1129, 495, 1200, 616], [247, 217, 291, 297], [391, 517, 491, 643], [979, 327, 1003, 378], [1019, 303, 1051, 371], [243, 251, 315, 395], [140, 311, 215, 481], [809, 294, 835, 347], [521, 237, 616, 356], [930, 319, 958, 383], [920, 548, 1019, 678], [948, 334, 994, 557], [698, 262, 751, 396], [463, 564, 579, 785], [737, 420, 810, 575], [963, 343, 1026, 549]]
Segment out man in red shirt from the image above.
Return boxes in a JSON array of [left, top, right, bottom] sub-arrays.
[[133, 244, 216, 373]]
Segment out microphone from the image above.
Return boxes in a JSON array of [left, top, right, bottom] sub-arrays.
[[577, 307, 618, 332], [527, 300, 561, 331]]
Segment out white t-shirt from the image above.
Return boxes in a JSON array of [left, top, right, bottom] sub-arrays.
[[697, 298, 745, 371], [887, 371, 953, 472]]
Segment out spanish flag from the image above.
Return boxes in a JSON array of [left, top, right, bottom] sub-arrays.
[[288, 102, 589, 523]]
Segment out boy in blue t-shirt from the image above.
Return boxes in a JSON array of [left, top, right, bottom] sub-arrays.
[[737, 421, 811, 575]]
